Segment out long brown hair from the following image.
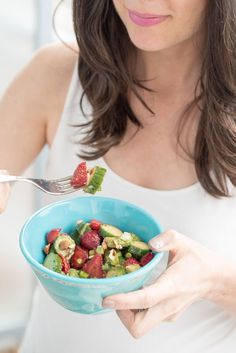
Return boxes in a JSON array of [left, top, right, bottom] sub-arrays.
[[72, 0, 236, 198]]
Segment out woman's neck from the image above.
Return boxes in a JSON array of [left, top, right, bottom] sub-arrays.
[[135, 33, 204, 95]]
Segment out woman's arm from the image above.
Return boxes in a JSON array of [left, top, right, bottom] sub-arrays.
[[0, 43, 77, 175]]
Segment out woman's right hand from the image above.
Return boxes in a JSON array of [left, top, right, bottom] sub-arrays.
[[0, 170, 11, 213]]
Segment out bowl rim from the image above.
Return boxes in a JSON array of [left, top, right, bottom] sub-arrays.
[[19, 195, 164, 284]]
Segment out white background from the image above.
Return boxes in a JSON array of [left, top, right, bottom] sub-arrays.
[[0, 0, 74, 350]]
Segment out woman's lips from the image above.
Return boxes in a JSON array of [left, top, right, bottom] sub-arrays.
[[128, 9, 169, 27]]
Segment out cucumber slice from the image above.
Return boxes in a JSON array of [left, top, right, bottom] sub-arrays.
[[106, 266, 126, 278], [126, 264, 141, 273], [77, 222, 91, 236], [99, 224, 123, 238], [83, 166, 106, 194], [74, 221, 91, 245], [128, 241, 150, 259], [43, 253, 62, 273]]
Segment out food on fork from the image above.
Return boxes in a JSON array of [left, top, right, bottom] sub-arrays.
[[71, 162, 106, 194], [43, 220, 155, 279]]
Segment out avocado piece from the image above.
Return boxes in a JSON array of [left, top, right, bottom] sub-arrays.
[[106, 266, 126, 278], [68, 268, 80, 277], [43, 253, 62, 273], [103, 233, 132, 250], [96, 245, 104, 254], [79, 270, 89, 278], [125, 264, 141, 273], [54, 234, 75, 260], [105, 249, 124, 266], [130, 233, 142, 241]]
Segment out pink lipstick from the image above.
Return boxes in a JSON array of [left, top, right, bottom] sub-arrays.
[[128, 9, 169, 27]]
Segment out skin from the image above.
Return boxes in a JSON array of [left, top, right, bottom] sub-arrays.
[[0, 0, 236, 341]]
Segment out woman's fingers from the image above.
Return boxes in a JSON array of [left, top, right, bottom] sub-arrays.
[[103, 272, 176, 310], [0, 170, 11, 213], [117, 298, 190, 339], [148, 229, 188, 254]]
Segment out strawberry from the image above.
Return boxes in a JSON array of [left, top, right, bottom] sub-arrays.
[[140, 252, 155, 267], [71, 162, 88, 188], [70, 246, 88, 269], [60, 255, 70, 274], [124, 257, 139, 267], [47, 228, 61, 244], [90, 219, 102, 231], [80, 230, 101, 250], [82, 253, 104, 278]]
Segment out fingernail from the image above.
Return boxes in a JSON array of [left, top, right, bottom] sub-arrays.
[[103, 300, 115, 308], [149, 238, 164, 250]]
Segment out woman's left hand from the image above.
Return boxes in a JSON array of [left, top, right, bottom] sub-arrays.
[[102, 229, 224, 338]]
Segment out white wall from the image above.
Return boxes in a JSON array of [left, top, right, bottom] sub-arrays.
[[0, 1, 74, 349], [0, 1, 35, 349]]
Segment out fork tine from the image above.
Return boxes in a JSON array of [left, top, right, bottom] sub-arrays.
[[60, 186, 77, 194], [56, 179, 72, 186], [54, 176, 72, 183]]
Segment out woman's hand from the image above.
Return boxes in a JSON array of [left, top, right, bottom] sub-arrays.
[[0, 170, 11, 213], [102, 229, 232, 338]]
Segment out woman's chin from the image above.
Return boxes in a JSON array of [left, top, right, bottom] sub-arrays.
[[129, 38, 167, 52]]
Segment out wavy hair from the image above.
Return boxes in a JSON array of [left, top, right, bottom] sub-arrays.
[[72, 0, 236, 197]]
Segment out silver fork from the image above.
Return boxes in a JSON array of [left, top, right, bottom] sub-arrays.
[[0, 174, 81, 195]]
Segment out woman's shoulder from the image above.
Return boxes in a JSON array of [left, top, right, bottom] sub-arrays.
[[30, 42, 79, 145], [32, 42, 79, 87]]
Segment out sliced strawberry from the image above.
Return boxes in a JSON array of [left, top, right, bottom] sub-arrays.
[[71, 162, 88, 188], [82, 254, 104, 278], [47, 228, 62, 244], [60, 255, 70, 274], [140, 252, 155, 267], [124, 257, 139, 268], [80, 230, 101, 250], [90, 219, 102, 231], [70, 246, 88, 269]]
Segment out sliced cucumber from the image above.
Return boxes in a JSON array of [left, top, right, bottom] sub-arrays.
[[43, 253, 62, 273], [74, 221, 91, 245], [106, 266, 126, 278], [99, 224, 123, 238], [126, 264, 141, 273], [128, 241, 150, 259], [83, 166, 106, 194]]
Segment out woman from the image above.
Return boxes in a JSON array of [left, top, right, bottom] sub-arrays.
[[1, 0, 236, 352]]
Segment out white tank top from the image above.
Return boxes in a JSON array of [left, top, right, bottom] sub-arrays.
[[20, 63, 236, 353]]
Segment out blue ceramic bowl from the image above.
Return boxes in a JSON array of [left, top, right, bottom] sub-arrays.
[[20, 196, 163, 314]]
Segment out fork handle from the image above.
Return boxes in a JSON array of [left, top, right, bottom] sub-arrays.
[[0, 175, 25, 183]]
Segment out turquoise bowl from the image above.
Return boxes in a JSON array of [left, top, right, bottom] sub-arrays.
[[20, 196, 164, 314]]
